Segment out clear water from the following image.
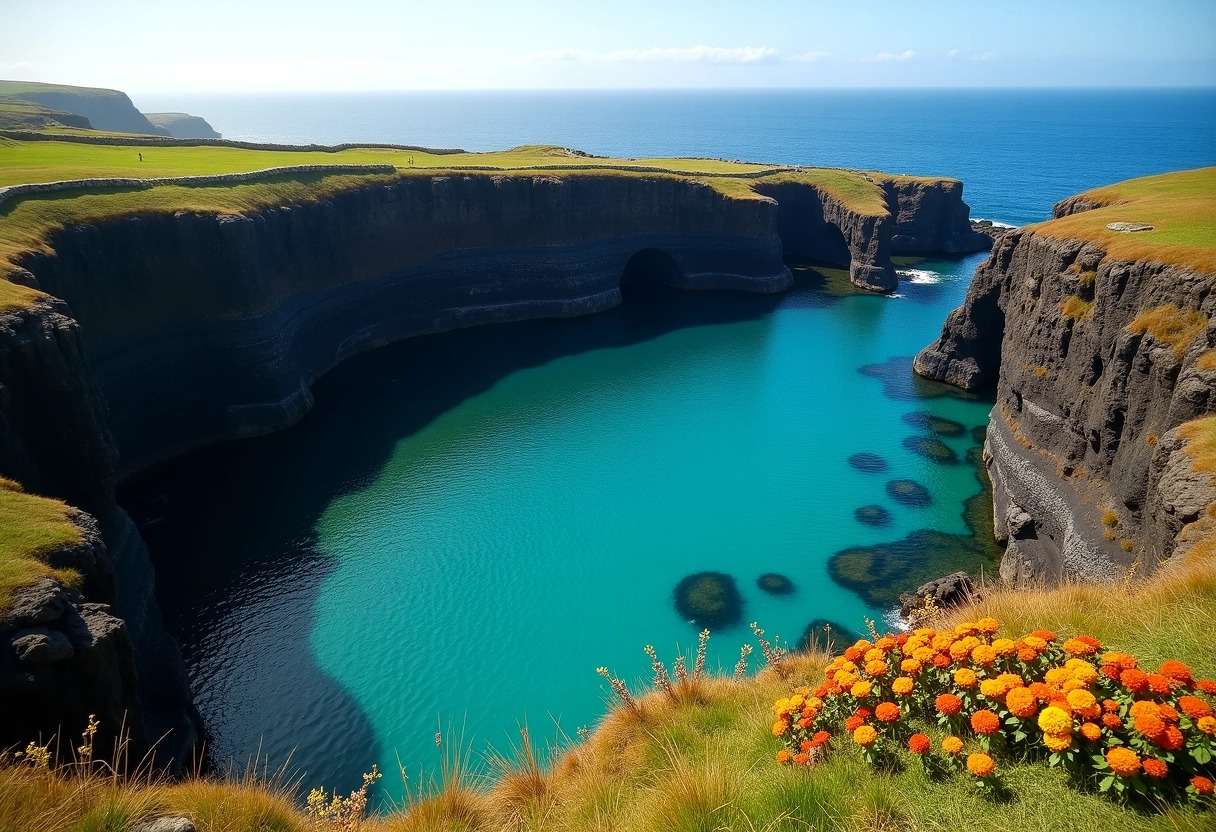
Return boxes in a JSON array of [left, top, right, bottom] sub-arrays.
[[124, 89, 1216, 795]]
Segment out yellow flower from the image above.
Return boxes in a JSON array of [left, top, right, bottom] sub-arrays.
[[942, 736, 964, 755], [1065, 658, 1098, 684], [851, 680, 873, 699], [1023, 635, 1047, 651], [1198, 716, 1216, 736], [953, 668, 979, 689], [992, 638, 1017, 656], [864, 659, 888, 677], [1038, 706, 1072, 735], [865, 647, 886, 663], [1044, 668, 1069, 688], [1043, 731, 1072, 752], [976, 617, 1000, 635], [967, 752, 996, 778], [971, 644, 997, 666], [892, 676, 915, 696], [1066, 689, 1099, 718], [979, 679, 1007, 699], [772, 719, 790, 737]]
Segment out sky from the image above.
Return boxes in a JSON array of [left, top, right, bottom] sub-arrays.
[[2, 0, 1214, 92]]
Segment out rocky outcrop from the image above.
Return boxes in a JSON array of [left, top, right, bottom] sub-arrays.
[[898, 571, 977, 619], [142, 112, 221, 139], [0, 81, 166, 135], [916, 211, 1216, 583], [884, 179, 992, 256], [0, 302, 199, 768], [0, 167, 989, 767]]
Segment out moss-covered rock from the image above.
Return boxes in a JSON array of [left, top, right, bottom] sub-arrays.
[[901, 411, 967, 437], [854, 504, 892, 526], [756, 572, 795, 595], [885, 479, 933, 507], [673, 571, 744, 629], [798, 618, 862, 655], [847, 452, 889, 473], [901, 435, 960, 464]]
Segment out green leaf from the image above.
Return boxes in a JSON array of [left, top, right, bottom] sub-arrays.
[[1099, 775, 1115, 792]]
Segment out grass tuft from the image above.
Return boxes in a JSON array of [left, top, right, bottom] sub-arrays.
[[0, 477, 84, 613], [1129, 304, 1209, 359]]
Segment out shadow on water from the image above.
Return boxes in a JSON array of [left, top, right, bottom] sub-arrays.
[[119, 280, 785, 792]]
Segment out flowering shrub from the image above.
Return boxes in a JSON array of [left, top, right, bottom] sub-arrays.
[[771, 619, 1216, 806]]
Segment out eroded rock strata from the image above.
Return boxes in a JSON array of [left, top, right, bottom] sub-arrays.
[[0, 169, 986, 764], [916, 203, 1216, 584]]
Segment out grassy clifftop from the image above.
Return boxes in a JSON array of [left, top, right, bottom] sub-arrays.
[[0, 478, 83, 612], [0, 135, 954, 312], [1028, 167, 1216, 274]]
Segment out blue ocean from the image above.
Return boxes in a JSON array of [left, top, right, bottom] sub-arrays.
[[126, 89, 1216, 795]]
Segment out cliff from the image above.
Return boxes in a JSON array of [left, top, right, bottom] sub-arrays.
[[142, 113, 222, 139], [915, 168, 1216, 584], [0, 160, 988, 767], [0, 80, 167, 136]]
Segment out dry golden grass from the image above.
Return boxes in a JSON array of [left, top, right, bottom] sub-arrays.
[[1028, 167, 1216, 274], [1178, 415, 1216, 477], [1198, 350, 1216, 371], [1129, 305, 1209, 359], [1060, 295, 1093, 320]]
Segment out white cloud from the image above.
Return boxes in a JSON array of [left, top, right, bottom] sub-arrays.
[[868, 50, 917, 62], [946, 49, 961, 59], [788, 51, 829, 63], [531, 46, 779, 65]]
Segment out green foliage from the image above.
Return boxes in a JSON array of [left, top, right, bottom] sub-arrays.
[[0, 477, 83, 613]]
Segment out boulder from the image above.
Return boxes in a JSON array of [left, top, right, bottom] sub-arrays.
[[898, 571, 976, 619]]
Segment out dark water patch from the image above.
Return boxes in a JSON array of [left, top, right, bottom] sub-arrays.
[[859, 356, 978, 403], [971, 424, 988, 445], [847, 452, 889, 473], [901, 411, 967, 437], [885, 479, 933, 508], [901, 435, 960, 465], [673, 571, 744, 629], [120, 286, 782, 789], [787, 260, 858, 301], [854, 505, 892, 526], [756, 573, 795, 596], [830, 442, 1004, 609], [798, 619, 862, 655]]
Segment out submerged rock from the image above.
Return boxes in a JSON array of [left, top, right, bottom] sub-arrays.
[[756, 573, 795, 595], [901, 411, 967, 437], [798, 619, 861, 655], [673, 571, 744, 629], [902, 435, 960, 464], [886, 479, 933, 507], [898, 571, 977, 619], [847, 452, 889, 473], [854, 504, 892, 526]]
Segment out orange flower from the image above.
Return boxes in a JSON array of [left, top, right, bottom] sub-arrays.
[[844, 715, 865, 732], [933, 653, 952, 669], [772, 719, 790, 737], [843, 645, 865, 662], [979, 679, 1006, 700], [1028, 682, 1053, 702], [1106, 746, 1140, 777], [908, 733, 931, 754], [1120, 668, 1149, 693], [1160, 726, 1185, 751], [1179, 696, 1214, 720], [942, 736, 964, 755], [851, 680, 873, 699], [1142, 758, 1168, 779], [1159, 660, 1193, 686], [892, 677, 915, 696], [966, 753, 996, 778], [954, 668, 978, 689], [1198, 716, 1216, 736], [1080, 722, 1101, 742], [1043, 731, 1072, 752], [1192, 776, 1215, 796], [853, 725, 878, 746], [1066, 689, 1100, 719], [1031, 629, 1057, 642], [936, 693, 963, 716], [875, 702, 901, 723], [793, 752, 810, 766], [1018, 648, 1039, 663], [1197, 679, 1216, 696], [1158, 704, 1180, 724], [776, 750, 793, 764], [1102, 698, 1120, 714], [1023, 635, 1048, 651], [1147, 674, 1172, 696], [865, 660, 888, 677], [1100, 664, 1121, 681], [1063, 638, 1097, 658], [971, 645, 997, 666], [976, 617, 1000, 635], [900, 658, 922, 675], [950, 637, 980, 662], [1133, 711, 1167, 742], [998, 673, 1024, 690], [1102, 713, 1124, 730], [992, 638, 1017, 657], [1006, 687, 1038, 719], [971, 709, 1000, 736], [808, 730, 831, 749]]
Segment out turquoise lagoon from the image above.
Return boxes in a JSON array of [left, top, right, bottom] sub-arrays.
[[134, 254, 997, 794]]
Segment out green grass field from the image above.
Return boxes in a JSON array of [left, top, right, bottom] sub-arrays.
[[1029, 167, 1216, 274], [0, 478, 83, 613]]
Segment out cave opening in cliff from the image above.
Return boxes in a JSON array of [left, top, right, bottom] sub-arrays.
[[619, 248, 684, 305]]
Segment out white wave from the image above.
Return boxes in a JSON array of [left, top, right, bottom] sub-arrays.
[[896, 268, 942, 285], [974, 217, 1017, 229]]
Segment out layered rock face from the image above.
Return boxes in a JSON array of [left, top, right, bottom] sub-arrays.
[[916, 212, 1216, 583], [0, 169, 988, 766]]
